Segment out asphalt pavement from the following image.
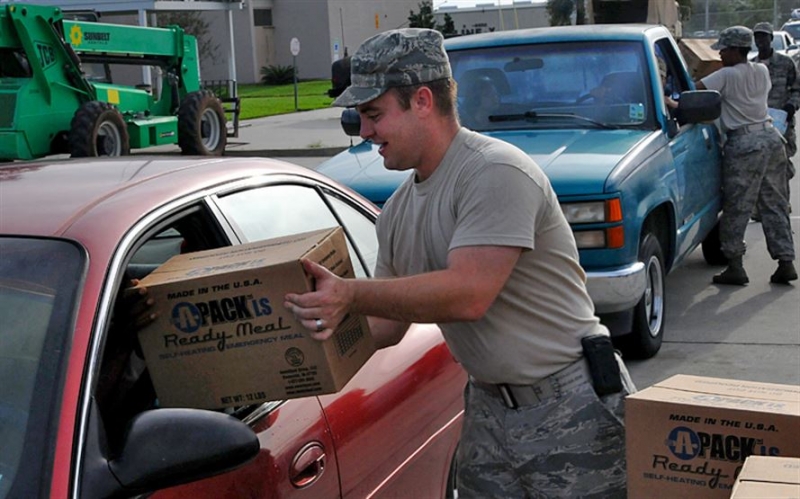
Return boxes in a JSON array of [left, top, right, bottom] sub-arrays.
[[142, 106, 356, 159]]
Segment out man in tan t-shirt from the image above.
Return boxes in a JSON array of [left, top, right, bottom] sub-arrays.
[[284, 28, 635, 497]]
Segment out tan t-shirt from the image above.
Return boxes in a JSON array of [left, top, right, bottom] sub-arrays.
[[701, 62, 772, 131], [375, 128, 608, 384]]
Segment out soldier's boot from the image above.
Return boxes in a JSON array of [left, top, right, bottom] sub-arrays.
[[712, 256, 749, 285], [770, 260, 798, 284]]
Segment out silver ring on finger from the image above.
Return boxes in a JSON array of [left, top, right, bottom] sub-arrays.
[[315, 318, 324, 332]]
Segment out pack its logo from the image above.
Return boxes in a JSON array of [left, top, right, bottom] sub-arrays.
[[170, 295, 272, 333], [666, 426, 777, 463]]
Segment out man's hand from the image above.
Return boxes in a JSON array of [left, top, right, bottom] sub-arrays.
[[783, 103, 796, 120], [284, 259, 352, 341]]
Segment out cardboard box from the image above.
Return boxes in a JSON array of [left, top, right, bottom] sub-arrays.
[[625, 375, 800, 499], [730, 456, 800, 498], [136, 227, 375, 409], [680, 38, 722, 80]]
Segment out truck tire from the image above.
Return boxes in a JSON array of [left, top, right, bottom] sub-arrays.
[[69, 101, 130, 157], [619, 233, 665, 359], [702, 222, 728, 266], [178, 90, 226, 156]]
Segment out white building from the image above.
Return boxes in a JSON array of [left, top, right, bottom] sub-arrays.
[[9, 0, 422, 84]]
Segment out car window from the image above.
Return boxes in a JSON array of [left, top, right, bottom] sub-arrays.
[[449, 40, 654, 131], [96, 208, 229, 443], [323, 191, 379, 276], [215, 184, 372, 278], [0, 237, 84, 499]]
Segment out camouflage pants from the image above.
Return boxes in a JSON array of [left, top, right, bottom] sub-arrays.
[[457, 356, 636, 498], [721, 126, 795, 260], [783, 121, 795, 202]]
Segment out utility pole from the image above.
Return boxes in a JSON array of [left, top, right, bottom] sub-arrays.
[[704, 0, 709, 34]]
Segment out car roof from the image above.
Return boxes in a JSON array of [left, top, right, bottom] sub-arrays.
[[444, 24, 667, 50], [0, 156, 331, 238]]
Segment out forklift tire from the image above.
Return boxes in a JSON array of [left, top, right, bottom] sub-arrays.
[[69, 101, 130, 157], [178, 90, 227, 156]]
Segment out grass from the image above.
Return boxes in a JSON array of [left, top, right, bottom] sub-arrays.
[[236, 80, 334, 120]]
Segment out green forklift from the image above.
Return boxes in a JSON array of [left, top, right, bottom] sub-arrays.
[[0, 3, 231, 160]]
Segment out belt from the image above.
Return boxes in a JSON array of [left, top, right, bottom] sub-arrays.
[[727, 122, 773, 137], [470, 357, 593, 409]]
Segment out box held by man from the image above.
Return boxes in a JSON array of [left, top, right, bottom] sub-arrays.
[[136, 227, 375, 409]]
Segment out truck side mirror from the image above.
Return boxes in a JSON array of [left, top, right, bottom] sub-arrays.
[[341, 108, 361, 137], [675, 90, 721, 125]]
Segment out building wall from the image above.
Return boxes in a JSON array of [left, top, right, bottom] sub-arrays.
[[272, 0, 330, 80], [435, 3, 550, 35]]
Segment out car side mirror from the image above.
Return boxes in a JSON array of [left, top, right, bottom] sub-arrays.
[[675, 90, 721, 125], [341, 108, 361, 137], [82, 407, 259, 498]]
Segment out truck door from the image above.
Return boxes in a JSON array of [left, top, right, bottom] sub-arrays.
[[656, 38, 722, 255]]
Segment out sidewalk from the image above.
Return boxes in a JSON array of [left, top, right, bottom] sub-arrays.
[[144, 107, 357, 158]]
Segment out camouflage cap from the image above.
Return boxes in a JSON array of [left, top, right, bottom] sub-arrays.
[[332, 28, 452, 108], [753, 22, 774, 35], [711, 26, 754, 50]]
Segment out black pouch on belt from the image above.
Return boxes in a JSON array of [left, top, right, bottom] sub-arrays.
[[580, 334, 623, 396]]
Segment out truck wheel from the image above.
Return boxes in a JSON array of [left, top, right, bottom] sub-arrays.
[[619, 233, 665, 359], [69, 101, 130, 157], [702, 222, 728, 266], [178, 90, 226, 156]]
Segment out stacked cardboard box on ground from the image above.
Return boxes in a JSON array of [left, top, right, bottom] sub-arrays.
[[729, 456, 800, 498], [680, 38, 723, 80], [626, 375, 800, 499], [136, 227, 375, 409]]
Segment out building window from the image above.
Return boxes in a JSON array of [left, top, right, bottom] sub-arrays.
[[254, 9, 272, 27]]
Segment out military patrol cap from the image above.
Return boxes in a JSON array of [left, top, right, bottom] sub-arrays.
[[753, 22, 774, 35], [332, 28, 452, 108], [711, 26, 754, 50]]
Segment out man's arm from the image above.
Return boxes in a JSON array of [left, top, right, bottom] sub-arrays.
[[284, 245, 522, 340], [694, 80, 707, 90]]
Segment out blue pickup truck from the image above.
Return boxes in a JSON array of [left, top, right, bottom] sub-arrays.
[[317, 25, 724, 359]]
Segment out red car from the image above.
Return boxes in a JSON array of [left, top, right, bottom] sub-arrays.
[[0, 157, 465, 498]]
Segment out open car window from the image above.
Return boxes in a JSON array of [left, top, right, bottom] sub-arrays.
[[215, 183, 375, 278]]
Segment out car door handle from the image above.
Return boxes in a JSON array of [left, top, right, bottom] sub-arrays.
[[290, 442, 326, 488]]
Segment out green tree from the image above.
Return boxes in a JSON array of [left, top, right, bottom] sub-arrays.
[[408, 0, 437, 28], [547, 0, 575, 26], [156, 11, 219, 64], [440, 13, 457, 37], [408, 1, 458, 37]]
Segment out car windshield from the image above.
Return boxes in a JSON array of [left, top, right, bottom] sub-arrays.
[[449, 41, 655, 132], [0, 237, 84, 498], [783, 24, 800, 40]]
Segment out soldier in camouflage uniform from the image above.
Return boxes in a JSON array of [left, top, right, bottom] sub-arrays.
[[284, 28, 636, 497], [696, 26, 797, 285], [752, 21, 798, 214]]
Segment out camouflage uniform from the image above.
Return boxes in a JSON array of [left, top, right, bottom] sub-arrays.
[[752, 21, 799, 206], [703, 26, 797, 283], [721, 126, 795, 260], [458, 356, 635, 498]]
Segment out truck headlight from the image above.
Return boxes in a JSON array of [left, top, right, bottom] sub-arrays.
[[562, 198, 624, 249], [561, 199, 622, 224]]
